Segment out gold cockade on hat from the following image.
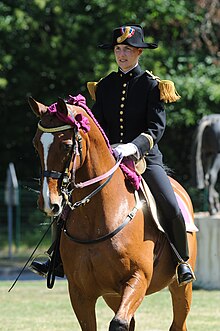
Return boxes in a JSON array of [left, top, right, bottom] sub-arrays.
[[117, 26, 133, 44]]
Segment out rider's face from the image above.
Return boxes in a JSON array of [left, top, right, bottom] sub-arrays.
[[114, 45, 143, 72]]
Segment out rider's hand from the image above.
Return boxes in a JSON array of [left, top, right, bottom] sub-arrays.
[[113, 143, 140, 160]]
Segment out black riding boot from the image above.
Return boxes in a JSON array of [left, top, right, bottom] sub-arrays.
[[29, 220, 64, 278], [29, 251, 64, 278], [164, 213, 196, 286]]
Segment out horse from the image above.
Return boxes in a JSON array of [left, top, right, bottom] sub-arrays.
[[29, 94, 197, 331], [191, 114, 220, 215]]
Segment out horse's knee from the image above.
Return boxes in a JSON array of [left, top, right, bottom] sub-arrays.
[[109, 317, 129, 331]]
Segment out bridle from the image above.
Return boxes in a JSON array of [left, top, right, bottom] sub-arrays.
[[37, 120, 123, 210], [37, 117, 143, 245], [38, 121, 75, 180]]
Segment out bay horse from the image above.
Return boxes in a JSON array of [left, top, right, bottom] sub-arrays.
[[191, 114, 220, 215], [29, 94, 197, 331]]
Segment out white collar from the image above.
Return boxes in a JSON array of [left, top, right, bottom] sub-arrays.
[[119, 63, 138, 74]]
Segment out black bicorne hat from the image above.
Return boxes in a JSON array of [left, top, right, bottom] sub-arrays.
[[99, 25, 158, 50]]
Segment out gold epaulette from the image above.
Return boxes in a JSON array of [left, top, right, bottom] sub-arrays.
[[146, 70, 181, 103], [87, 78, 103, 101], [87, 82, 98, 101]]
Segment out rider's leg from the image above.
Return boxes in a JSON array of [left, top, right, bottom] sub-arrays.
[[143, 163, 196, 286]]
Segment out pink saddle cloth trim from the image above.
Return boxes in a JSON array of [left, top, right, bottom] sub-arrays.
[[139, 180, 198, 233], [175, 193, 199, 232]]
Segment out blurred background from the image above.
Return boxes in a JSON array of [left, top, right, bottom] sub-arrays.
[[0, 0, 219, 261]]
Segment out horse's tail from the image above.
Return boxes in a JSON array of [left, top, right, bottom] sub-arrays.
[[191, 116, 211, 189]]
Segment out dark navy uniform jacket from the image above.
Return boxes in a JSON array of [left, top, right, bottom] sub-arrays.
[[92, 65, 166, 166]]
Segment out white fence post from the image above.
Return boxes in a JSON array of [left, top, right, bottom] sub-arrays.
[[194, 213, 220, 289], [5, 163, 19, 259]]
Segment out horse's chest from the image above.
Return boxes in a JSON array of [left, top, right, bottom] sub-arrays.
[[65, 246, 130, 292]]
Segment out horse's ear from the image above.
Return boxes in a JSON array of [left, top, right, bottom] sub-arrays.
[[28, 96, 47, 117], [57, 97, 68, 116]]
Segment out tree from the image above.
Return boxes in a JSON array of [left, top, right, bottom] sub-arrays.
[[0, 0, 219, 190]]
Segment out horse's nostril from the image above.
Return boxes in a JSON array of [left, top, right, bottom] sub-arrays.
[[52, 204, 60, 214]]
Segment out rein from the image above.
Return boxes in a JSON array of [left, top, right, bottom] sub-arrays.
[[64, 164, 118, 210], [63, 191, 144, 244], [74, 156, 123, 189]]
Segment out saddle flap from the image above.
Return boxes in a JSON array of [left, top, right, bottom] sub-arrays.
[[139, 179, 199, 233]]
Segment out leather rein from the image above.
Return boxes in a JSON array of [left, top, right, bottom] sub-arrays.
[[37, 120, 143, 244]]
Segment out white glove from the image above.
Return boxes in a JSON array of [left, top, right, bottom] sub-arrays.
[[114, 143, 140, 159]]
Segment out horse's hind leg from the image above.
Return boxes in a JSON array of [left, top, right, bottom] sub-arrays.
[[168, 281, 193, 331], [103, 295, 135, 331], [68, 282, 97, 331]]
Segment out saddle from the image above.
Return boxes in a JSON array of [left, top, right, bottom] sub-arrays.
[[119, 157, 198, 233], [139, 177, 198, 233]]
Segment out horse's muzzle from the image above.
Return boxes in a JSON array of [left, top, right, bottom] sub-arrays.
[[38, 191, 63, 217], [49, 201, 62, 216]]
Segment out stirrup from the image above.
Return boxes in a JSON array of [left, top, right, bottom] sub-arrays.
[[29, 259, 50, 278], [176, 262, 196, 287]]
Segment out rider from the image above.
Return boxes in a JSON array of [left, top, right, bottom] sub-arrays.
[[30, 24, 195, 286], [88, 24, 195, 286]]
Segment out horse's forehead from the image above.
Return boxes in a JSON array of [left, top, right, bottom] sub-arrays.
[[40, 112, 61, 127], [40, 105, 85, 126], [34, 104, 88, 145]]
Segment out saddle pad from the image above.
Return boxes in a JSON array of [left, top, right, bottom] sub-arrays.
[[174, 192, 198, 232], [139, 180, 199, 233]]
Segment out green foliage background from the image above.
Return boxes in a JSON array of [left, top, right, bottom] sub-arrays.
[[0, 0, 219, 209]]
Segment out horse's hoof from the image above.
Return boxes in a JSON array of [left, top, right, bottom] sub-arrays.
[[109, 318, 129, 331]]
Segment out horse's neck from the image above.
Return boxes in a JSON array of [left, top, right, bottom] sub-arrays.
[[71, 146, 134, 233], [76, 139, 112, 179]]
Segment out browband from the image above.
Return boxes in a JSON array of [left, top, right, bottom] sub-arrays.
[[38, 122, 72, 133]]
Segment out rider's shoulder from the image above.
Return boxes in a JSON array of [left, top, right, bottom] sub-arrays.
[[144, 70, 181, 103]]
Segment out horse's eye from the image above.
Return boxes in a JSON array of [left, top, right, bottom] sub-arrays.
[[63, 143, 73, 151]]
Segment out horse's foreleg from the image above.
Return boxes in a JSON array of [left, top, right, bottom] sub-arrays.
[[109, 270, 148, 331], [103, 295, 135, 331], [168, 231, 196, 331], [68, 282, 97, 331], [168, 281, 193, 331]]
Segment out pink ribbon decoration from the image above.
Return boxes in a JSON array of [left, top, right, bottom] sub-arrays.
[[119, 159, 141, 190], [47, 94, 90, 133]]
